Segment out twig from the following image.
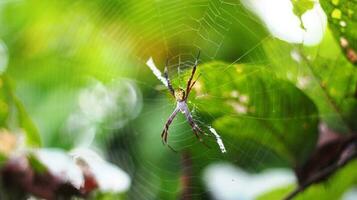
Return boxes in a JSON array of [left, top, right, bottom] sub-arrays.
[[180, 151, 193, 200], [284, 143, 357, 200]]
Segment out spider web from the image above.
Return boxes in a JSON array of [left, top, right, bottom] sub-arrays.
[[95, 1, 332, 199], [103, 1, 292, 199], [111, 0, 349, 199]]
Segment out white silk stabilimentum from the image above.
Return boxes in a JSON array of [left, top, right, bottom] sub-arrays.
[[208, 126, 227, 153], [146, 57, 168, 87]]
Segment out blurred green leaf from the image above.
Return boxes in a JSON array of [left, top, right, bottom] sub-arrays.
[[340, 98, 357, 131], [13, 96, 41, 147], [257, 185, 294, 200], [0, 75, 41, 147], [27, 154, 47, 174], [291, 0, 315, 29], [292, 0, 314, 16], [262, 32, 357, 132], [190, 62, 319, 167], [0, 153, 6, 168], [90, 192, 125, 200], [320, 0, 357, 65], [0, 77, 9, 126]]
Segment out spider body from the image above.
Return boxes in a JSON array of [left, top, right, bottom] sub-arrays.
[[174, 88, 186, 102], [177, 100, 188, 114], [161, 51, 206, 148]]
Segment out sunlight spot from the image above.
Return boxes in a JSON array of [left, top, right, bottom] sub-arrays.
[[65, 79, 142, 146], [236, 66, 243, 74], [78, 82, 114, 122], [340, 20, 347, 27], [331, 8, 342, 19], [290, 49, 302, 63], [227, 101, 248, 114], [241, 0, 326, 46], [230, 90, 240, 98], [332, 0, 339, 5], [340, 37, 349, 48], [239, 94, 249, 104], [297, 76, 311, 89]]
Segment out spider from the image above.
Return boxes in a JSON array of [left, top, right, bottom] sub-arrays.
[[161, 51, 207, 148]]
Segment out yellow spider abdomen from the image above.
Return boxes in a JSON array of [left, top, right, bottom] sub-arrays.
[[175, 88, 185, 102]]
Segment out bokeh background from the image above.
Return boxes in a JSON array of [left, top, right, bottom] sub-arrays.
[[1, 0, 357, 199]]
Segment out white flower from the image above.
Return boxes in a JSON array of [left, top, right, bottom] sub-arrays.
[[70, 148, 131, 193], [343, 187, 357, 200], [203, 162, 295, 200], [35, 148, 84, 189], [35, 148, 131, 193]]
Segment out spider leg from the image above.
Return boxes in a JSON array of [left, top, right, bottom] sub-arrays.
[[185, 50, 200, 100], [161, 108, 179, 145], [163, 59, 175, 96], [167, 144, 178, 153], [187, 73, 201, 96], [183, 106, 210, 148]]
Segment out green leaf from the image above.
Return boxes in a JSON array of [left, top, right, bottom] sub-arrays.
[[0, 75, 41, 147], [320, 0, 357, 65], [291, 0, 315, 29], [340, 98, 357, 131], [90, 191, 126, 200], [0, 153, 6, 168], [12, 96, 42, 147], [262, 34, 357, 132], [190, 62, 319, 167], [0, 76, 10, 126], [27, 153, 47, 174]]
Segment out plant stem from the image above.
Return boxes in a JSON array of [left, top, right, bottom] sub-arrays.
[[284, 143, 357, 200]]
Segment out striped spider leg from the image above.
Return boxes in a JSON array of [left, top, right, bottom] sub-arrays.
[[161, 51, 207, 149]]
